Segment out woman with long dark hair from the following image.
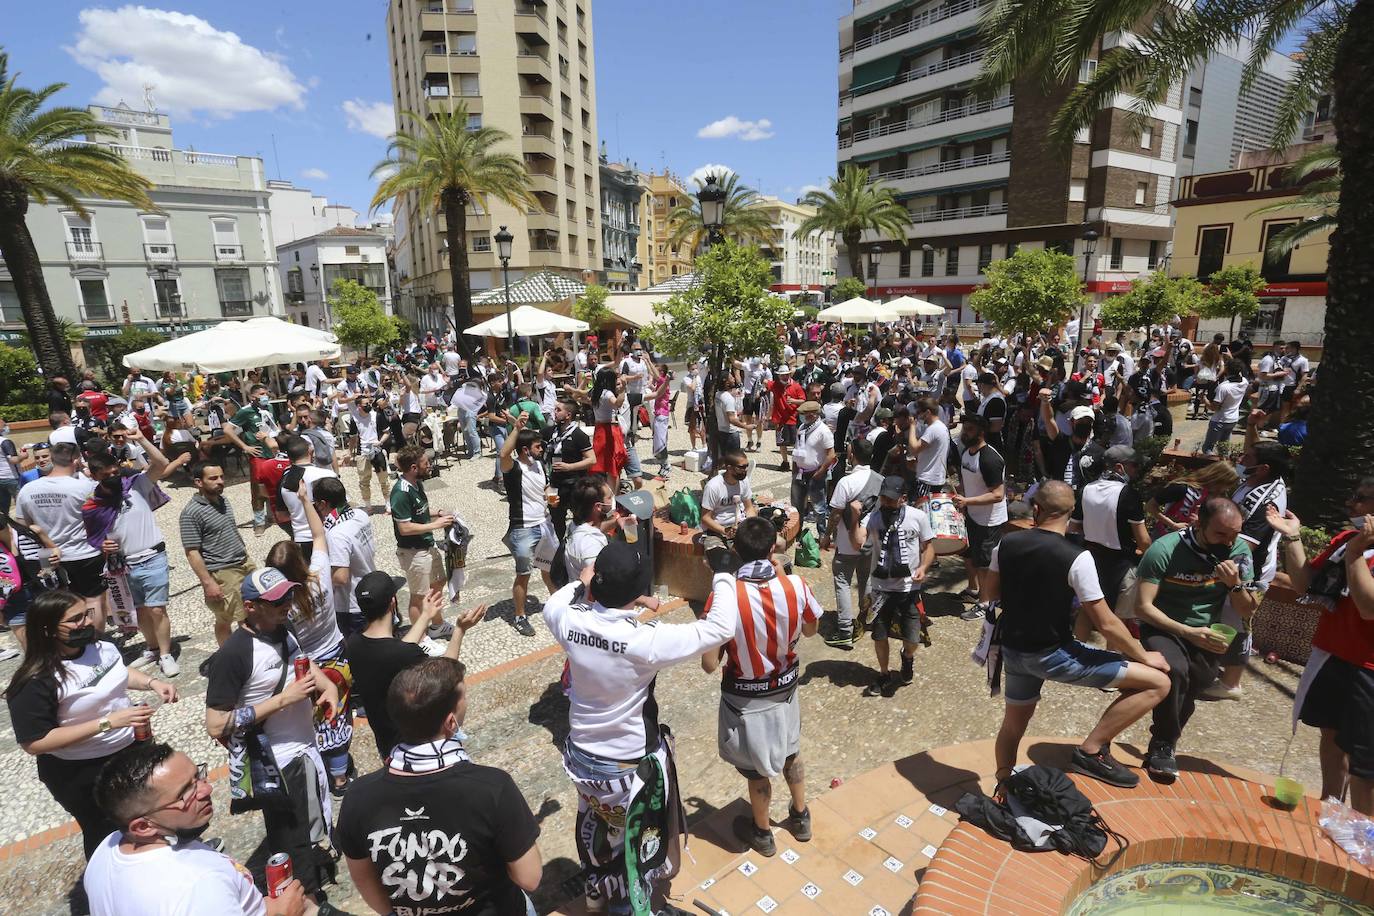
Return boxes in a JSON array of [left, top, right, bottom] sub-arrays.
[[266, 480, 353, 795], [5, 589, 176, 857], [589, 365, 628, 483]]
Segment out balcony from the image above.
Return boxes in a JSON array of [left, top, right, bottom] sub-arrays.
[[867, 150, 1011, 196], [425, 52, 480, 75], [526, 211, 560, 231], [907, 201, 1009, 235], [520, 94, 554, 118], [214, 244, 244, 262], [66, 240, 103, 264], [78, 303, 116, 323], [143, 242, 177, 264], [428, 95, 481, 116], [419, 9, 477, 34], [220, 300, 253, 318], [517, 54, 552, 81], [526, 249, 565, 268], [155, 301, 186, 320], [515, 4, 548, 34], [527, 172, 558, 194], [841, 95, 1014, 159], [52, 140, 249, 191], [841, 47, 988, 114], [843, 0, 989, 65]]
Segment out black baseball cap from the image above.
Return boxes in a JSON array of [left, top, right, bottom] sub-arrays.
[[355, 571, 406, 614], [880, 475, 907, 499], [591, 542, 642, 609]]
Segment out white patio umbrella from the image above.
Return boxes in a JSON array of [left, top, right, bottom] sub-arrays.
[[816, 297, 899, 323], [122, 318, 340, 373], [463, 305, 589, 338], [885, 295, 945, 317]]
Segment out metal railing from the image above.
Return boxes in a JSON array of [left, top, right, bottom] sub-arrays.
[[842, 0, 988, 59], [143, 243, 177, 262], [515, 3, 546, 20], [93, 105, 160, 126], [79, 303, 115, 322], [66, 241, 103, 262], [868, 150, 1010, 183], [908, 200, 1008, 223], [841, 47, 987, 103], [214, 244, 244, 261], [220, 300, 253, 318], [840, 94, 1013, 147], [155, 302, 185, 319], [52, 139, 238, 168]]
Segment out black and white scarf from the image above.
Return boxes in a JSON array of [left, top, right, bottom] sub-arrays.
[[876, 507, 913, 576], [736, 559, 776, 582], [387, 733, 472, 774]]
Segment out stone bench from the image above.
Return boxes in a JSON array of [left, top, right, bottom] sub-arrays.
[[651, 501, 802, 603]]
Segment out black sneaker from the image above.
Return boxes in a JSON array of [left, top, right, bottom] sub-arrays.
[[1070, 746, 1140, 788], [880, 671, 899, 698], [960, 603, 987, 622], [787, 806, 812, 842], [733, 816, 776, 857], [512, 616, 536, 637], [900, 654, 914, 684], [1146, 743, 1179, 783], [823, 626, 855, 650]]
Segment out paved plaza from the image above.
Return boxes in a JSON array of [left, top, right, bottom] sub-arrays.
[[0, 404, 1325, 914]]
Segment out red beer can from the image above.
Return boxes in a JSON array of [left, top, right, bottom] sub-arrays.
[[293, 657, 310, 681], [131, 699, 151, 741], [266, 852, 293, 898]]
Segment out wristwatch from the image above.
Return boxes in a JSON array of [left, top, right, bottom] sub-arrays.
[[97, 716, 112, 733]]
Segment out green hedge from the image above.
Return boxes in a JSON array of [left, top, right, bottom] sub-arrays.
[[0, 403, 49, 422]]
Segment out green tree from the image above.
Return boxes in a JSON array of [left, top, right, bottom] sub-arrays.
[[330, 280, 397, 358], [573, 283, 613, 332], [968, 248, 1084, 335], [0, 50, 155, 379], [1197, 263, 1266, 337], [0, 342, 43, 405], [976, 0, 1369, 525], [1251, 145, 1339, 256], [370, 103, 536, 358], [794, 166, 910, 286], [833, 276, 868, 303], [667, 171, 775, 251], [1099, 274, 1206, 332], [642, 241, 793, 463], [85, 327, 165, 389]]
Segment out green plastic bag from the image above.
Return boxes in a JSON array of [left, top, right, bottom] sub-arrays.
[[668, 489, 701, 527], [794, 528, 821, 568]]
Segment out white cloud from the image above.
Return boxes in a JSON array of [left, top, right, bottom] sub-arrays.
[[69, 7, 306, 118], [342, 99, 395, 139], [799, 183, 826, 198], [686, 163, 736, 188], [696, 115, 775, 141], [301, 167, 329, 180]]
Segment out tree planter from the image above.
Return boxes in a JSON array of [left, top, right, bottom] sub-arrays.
[[1249, 584, 1320, 665]]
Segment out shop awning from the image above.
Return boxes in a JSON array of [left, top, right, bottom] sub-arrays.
[[854, 0, 918, 27], [850, 55, 904, 95]]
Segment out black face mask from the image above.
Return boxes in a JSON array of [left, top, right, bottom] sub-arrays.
[[64, 624, 97, 650], [880, 506, 900, 529]]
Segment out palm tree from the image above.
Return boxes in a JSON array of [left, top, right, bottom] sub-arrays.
[[0, 51, 154, 378], [370, 103, 536, 356], [977, 0, 1369, 526], [667, 171, 775, 251], [794, 166, 910, 284], [1251, 145, 1338, 256]]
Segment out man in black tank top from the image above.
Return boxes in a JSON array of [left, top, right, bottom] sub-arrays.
[[985, 481, 1171, 790]]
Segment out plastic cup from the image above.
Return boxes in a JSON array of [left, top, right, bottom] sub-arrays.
[[1274, 776, 1303, 810], [1210, 623, 1237, 646]]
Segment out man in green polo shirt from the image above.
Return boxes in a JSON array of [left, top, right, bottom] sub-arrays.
[[390, 444, 454, 642], [1133, 497, 1259, 783], [222, 383, 279, 531]]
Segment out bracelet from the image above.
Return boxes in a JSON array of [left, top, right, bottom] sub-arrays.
[[1280, 535, 1301, 544]]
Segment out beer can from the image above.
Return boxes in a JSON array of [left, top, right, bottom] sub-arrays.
[[265, 852, 293, 898], [131, 699, 151, 742], [293, 657, 310, 681]]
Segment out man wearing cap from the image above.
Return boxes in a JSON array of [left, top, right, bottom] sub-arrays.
[[1073, 445, 1151, 634], [1040, 386, 1103, 494], [790, 401, 835, 529], [766, 364, 806, 472], [544, 542, 737, 914], [860, 475, 936, 696], [204, 568, 341, 900]]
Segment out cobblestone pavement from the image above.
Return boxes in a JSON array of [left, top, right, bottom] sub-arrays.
[[1, 404, 1307, 915]]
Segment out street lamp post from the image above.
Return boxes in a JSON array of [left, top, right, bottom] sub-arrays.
[[1076, 224, 1099, 370], [866, 243, 883, 299], [697, 175, 729, 469], [309, 263, 321, 328], [494, 225, 515, 355], [698, 175, 726, 247]]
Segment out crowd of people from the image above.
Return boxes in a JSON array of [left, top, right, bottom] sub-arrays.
[[0, 313, 1366, 916]]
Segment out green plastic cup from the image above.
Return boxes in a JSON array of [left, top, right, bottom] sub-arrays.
[[1274, 776, 1303, 809], [1210, 623, 1238, 646]]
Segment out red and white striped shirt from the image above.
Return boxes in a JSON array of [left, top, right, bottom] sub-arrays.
[[706, 571, 821, 682]]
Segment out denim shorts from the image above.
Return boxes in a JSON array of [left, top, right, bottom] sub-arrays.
[[1001, 640, 1127, 705], [504, 524, 543, 576], [2, 583, 33, 626], [125, 551, 170, 607]]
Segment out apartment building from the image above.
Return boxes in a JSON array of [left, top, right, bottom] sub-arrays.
[[0, 103, 278, 349], [837, 0, 1180, 322], [385, 0, 602, 323], [751, 196, 836, 304], [641, 171, 695, 286], [1176, 40, 1298, 178], [598, 156, 647, 290], [278, 227, 393, 330]]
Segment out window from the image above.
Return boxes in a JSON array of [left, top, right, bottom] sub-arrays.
[[978, 244, 994, 273], [1183, 119, 1198, 157], [1147, 240, 1160, 270], [1135, 182, 1148, 205], [141, 216, 173, 259], [0, 280, 22, 322], [921, 247, 935, 277], [286, 269, 304, 296], [79, 279, 112, 321], [458, 74, 479, 96], [466, 113, 481, 130], [1197, 227, 1227, 279], [453, 32, 477, 55], [211, 218, 241, 259], [1068, 178, 1086, 202], [1047, 238, 1075, 256], [1007, 241, 1019, 257], [1109, 237, 1123, 270], [1078, 59, 1098, 83], [1139, 125, 1153, 150], [898, 248, 911, 277], [1261, 222, 1296, 280], [344, 245, 361, 256], [65, 213, 98, 258], [945, 246, 960, 276], [471, 235, 491, 252], [154, 277, 182, 317], [216, 269, 252, 317]]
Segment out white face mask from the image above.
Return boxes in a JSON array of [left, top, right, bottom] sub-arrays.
[[1351, 515, 1369, 531]]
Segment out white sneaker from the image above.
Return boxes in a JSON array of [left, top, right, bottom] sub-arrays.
[[158, 654, 181, 678], [130, 650, 158, 669], [419, 637, 446, 657], [0, 646, 19, 661], [1203, 682, 1243, 700]]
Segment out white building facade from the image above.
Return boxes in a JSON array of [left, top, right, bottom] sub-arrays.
[[278, 227, 392, 330], [752, 196, 836, 304]]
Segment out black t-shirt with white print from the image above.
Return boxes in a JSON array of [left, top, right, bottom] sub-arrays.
[[335, 761, 539, 916]]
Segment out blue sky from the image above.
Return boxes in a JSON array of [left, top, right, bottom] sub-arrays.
[[5, 1, 849, 216]]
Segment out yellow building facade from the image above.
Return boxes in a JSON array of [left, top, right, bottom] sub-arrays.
[[641, 171, 695, 286]]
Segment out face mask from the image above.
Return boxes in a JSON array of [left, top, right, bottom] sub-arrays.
[[65, 624, 97, 649], [1351, 515, 1368, 531], [257, 396, 270, 407], [1235, 465, 1252, 481], [150, 819, 211, 847], [880, 506, 900, 529]]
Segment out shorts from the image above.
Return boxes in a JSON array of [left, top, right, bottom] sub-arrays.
[[869, 590, 925, 643], [2, 583, 34, 626], [396, 545, 445, 599], [742, 394, 762, 417], [1298, 654, 1374, 779], [718, 689, 801, 780], [125, 551, 169, 607], [504, 525, 543, 576], [701, 533, 740, 574], [1001, 640, 1128, 705], [1257, 389, 1281, 412], [966, 518, 1002, 569], [61, 555, 109, 599], [684, 405, 700, 426], [775, 424, 797, 447], [206, 560, 255, 626]]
